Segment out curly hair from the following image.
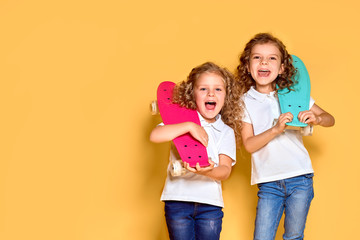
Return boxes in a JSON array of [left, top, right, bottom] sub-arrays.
[[172, 62, 244, 144], [235, 33, 296, 93]]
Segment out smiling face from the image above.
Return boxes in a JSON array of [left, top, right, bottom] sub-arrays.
[[248, 43, 284, 93], [194, 72, 226, 123]]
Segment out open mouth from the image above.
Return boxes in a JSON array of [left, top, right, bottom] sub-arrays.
[[258, 69, 270, 77], [205, 101, 216, 110]]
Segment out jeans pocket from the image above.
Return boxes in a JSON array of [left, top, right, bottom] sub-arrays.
[[304, 173, 314, 178], [302, 173, 314, 186]]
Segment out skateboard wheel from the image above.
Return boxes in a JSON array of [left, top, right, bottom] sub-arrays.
[[301, 125, 313, 136], [170, 160, 186, 177], [150, 100, 158, 115]]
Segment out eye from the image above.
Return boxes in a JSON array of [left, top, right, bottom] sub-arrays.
[[215, 88, 223, 91], [253, 56, 260, 60], [270, 57, 277, 60], [200, 87, 207, 91]]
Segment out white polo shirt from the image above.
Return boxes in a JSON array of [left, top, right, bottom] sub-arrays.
[[243, 87, 315, 185], [160, 113, 236, 208]]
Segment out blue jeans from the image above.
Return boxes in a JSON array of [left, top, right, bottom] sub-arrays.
[[164, 201, 223, 240], [254, 174, 314, 240]]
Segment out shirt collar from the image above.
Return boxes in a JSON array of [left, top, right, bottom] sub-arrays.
[[198, 112, 224, 132], [247, 86, 276, 103]]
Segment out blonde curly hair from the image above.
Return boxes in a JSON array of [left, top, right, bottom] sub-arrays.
[[172, 62, 244, 144], [236, 33, 296, 93]]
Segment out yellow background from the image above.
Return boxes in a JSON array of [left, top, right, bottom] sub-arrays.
[[1, 0, 358, 239]]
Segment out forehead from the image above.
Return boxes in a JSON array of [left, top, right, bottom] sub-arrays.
[[251, 43, 282, 56], [196, 72, 225, 86]]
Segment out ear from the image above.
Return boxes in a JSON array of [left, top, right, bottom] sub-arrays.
[[279, 63, 284, 74]]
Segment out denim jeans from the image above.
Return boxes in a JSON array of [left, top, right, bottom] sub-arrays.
[[254, 174, 314, 240], [164, 201, 223, 240]]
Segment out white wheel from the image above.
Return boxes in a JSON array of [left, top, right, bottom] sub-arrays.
[[150, 100, 158, 115], [301, 125, 313, 136], [170, 160, 186, 177]]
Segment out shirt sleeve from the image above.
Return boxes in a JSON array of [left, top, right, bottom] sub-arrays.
[[242, 108, 252, 124], [218, 127, 236, 166], [309, 96, 315, 109]]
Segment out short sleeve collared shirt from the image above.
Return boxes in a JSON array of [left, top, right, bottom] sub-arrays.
[[160, 113, 236, 208], [243, 87, 314, 185]]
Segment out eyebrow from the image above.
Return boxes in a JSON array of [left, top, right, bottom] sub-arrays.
[[251, 53, 280, 57], [196, 84, 225, 87]]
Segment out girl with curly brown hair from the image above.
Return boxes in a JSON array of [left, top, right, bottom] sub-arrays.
[[236, 33, 335, 240], [150, 61, 243, 240]]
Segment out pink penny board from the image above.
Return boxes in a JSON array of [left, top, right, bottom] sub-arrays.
[[157, 81, 209, 168]]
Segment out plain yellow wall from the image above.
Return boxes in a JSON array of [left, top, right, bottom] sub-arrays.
[[1, 0, 359, 239]]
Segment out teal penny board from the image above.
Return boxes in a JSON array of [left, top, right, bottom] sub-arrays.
[[278, 55, 311, 127]]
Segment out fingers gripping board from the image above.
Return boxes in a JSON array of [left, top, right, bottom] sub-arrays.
[[157, 81, 209, 168], [278, 55, 311, 127]]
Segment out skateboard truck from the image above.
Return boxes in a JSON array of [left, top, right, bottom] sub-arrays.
[[150, 100, 159, 115], [272, 119, 313, 136], [170, 159, 187, 176], [170, 157, 213, 177]]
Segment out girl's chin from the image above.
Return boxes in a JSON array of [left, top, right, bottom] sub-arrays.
[[203, 118, 216, 123], [201, 113, 218, 122]]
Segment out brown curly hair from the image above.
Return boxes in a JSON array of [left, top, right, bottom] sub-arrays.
[[172, 62, 244, 144], [235, 33, 296, 93]]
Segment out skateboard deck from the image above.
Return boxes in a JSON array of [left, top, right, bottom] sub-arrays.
[[157, 81, 209, 168], [278, 55, 311, 127]]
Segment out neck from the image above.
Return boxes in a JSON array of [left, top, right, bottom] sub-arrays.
[[255, 83, 275, 94], [255, 86, 274, 94]]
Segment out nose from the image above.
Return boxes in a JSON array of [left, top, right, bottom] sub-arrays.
[[208, 90, 215, 96], [261, 59, 268, 65]]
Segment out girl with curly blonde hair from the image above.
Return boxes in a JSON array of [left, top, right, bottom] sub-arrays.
[[150, 61, 244, 240], [173, 61, 243, 143]]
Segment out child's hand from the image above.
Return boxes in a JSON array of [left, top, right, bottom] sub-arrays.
[[298, 110, 319, 125], [188, 122, 209, 147], [273, 112, 293, 134], [184, 159, 215, 175]]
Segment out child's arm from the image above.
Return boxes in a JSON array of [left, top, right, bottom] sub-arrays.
[[241, 112, 293, 153], [242, 104, 335, 154], [184, 154, 233, 181], [298, 103, 335, 127], [150, 122, 209, 147]]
